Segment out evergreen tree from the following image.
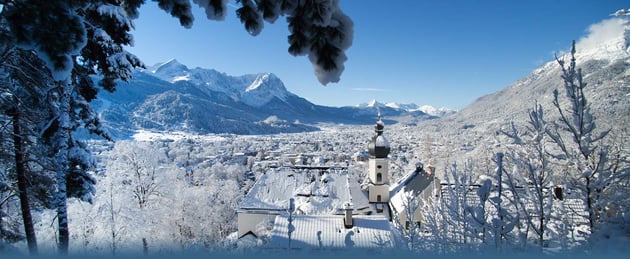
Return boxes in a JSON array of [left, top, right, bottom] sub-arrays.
[[1, 52, 44, 256], [0, 31, 57, 254], [2, 1, 142, 254], [190, 0, 354, 84]]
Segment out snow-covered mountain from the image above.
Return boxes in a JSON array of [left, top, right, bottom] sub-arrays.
[[148, 59, 290, 107], [415, 16, 630, 171], [357, 99, 456, 117], [436, 18, 629, 131], [92, 61, 438, 138]]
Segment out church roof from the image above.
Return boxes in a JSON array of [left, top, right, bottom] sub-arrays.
[[367, 113, 390, 158], [265, 215, 396, 250], [389, 168, 435, 196], [237, 166, 374, 215]]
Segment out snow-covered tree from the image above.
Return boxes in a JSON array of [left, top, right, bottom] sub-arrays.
[[6, 0, 353, 85], [91, 140, 244, 254], [105, 141, 169, 207], [2, 0, 354, 252], [0, 48, 49, 255], [502, 102, 555, 252], [548, 41, 630, 238], [157, 0, 354, 81], [0, 156, 24, 249], [486, 153, 519, 252], [425, 161, 479, 253], [394, 189, 422, 252], [417, 190, 447, 254], [2, 1, 143, 254], [419, 156, 526, 255], [468, 175, 491, 248]]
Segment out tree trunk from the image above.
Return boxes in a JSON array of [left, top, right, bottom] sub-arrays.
[[142, 238, 148, 256], [11, 108, 39, 255], [495, 152, 504, 251], [56, 164, 69, 255], [55, 81, 72, 255], [585, 176, 594, 232]]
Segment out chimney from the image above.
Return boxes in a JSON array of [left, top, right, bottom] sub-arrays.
[[415, 162, 424, 173], [344, 202, 354, 228]]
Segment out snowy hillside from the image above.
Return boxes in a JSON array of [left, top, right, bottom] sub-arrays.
[[413, 16, 630, 173], [449, 17, 629, 130]]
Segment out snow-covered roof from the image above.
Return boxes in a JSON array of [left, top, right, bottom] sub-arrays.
[[389, 189, 406, 216], [265, 215, 395, 250], [390, 169, 434, 194], [238, 167, 371, 215], [389, 169, 435, 214], [348, 177, 372, 213]]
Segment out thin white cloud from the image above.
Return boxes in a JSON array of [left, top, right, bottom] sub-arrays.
[[351, 87, 386, 92], [550, 16, 629, 60], [611, 8, 630, 17], [575, 17, 628, 53]]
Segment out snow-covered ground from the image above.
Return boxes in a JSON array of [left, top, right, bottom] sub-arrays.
[[3, 121, 626, 257]]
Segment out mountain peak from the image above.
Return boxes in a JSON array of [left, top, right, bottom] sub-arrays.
[[152, 59, 187, 73], [150, 59, 191, 83], [355, 100, 455, 117], [357, 99, 383, 108], [241, 72, 290, 107], [246, 73, 275, 92]]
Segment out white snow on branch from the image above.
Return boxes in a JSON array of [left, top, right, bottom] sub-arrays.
[[97, 3, 134, 29], [193, 0, 228, 20], [310, 3, 353, 85]]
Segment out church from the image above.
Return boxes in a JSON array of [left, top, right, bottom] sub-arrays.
[[235, 113, 435, 250]]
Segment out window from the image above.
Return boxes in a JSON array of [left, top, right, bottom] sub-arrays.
[[377, 165, 382, 169], [553, 186, 563, 200], [376, 173, 382, 182], [405, 221, 420, 230], [377, 195, 382, 202]]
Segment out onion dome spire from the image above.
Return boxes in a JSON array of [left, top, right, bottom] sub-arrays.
[[367, 110, 390, 158]]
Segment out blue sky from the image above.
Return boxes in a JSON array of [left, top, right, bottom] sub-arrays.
[[128, 0, 627, 110]]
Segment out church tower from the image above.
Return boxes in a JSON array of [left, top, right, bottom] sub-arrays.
[[366, 112, 391, 204]]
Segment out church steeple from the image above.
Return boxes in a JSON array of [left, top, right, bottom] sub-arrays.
[[366, 111, 391, 205], [367, 111, 390, 159]]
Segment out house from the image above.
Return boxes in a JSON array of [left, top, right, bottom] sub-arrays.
[[265, 214, 395, 250], [388, 162, 437, 228], [236, 165, 372, 239]]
